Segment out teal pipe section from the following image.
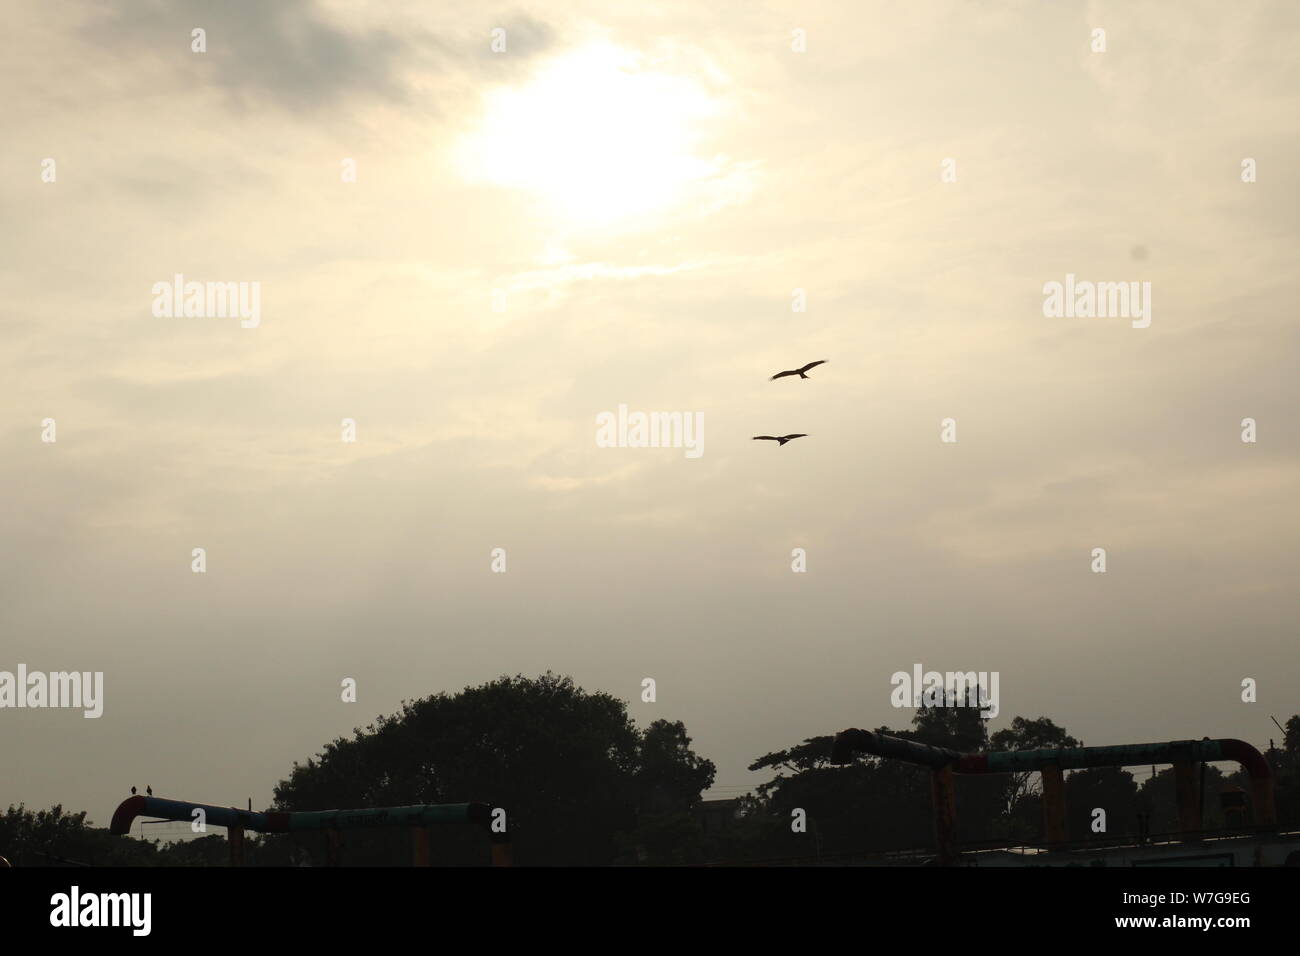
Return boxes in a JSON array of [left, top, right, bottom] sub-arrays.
[[283, 803, 480, 831], [983, 739, 1228, 773], [110, 795, 491, 835]]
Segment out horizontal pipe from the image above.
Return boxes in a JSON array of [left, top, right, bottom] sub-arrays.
[[110, 797, 265, 835], [833, 730, 1273, 781], [830, 729, 964, 769], [110, 796, 497, 836], [270, 803, 490, 832]]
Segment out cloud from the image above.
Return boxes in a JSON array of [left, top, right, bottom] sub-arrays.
[[85, 0, 556, 112]]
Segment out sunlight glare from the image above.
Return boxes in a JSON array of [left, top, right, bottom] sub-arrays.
[[459, 44, 725, 227]]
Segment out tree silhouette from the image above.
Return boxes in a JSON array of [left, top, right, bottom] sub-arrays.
[[989, 716, 1082, 827], [270, 672, 714, 865]]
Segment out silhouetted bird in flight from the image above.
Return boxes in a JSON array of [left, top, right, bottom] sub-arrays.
[[146, 786, 152, 796], [770, 360, 826, 380], [753, 434, 807, 445], [130, 786, 136, 795]]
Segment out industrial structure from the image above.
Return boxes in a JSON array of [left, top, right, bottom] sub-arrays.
[[830, 729, 1292, 866], [109, 795, 511, 866]]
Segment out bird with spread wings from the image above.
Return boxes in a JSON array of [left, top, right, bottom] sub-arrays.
[[770, 360, 827, 380], [752, 434, 807, 445]]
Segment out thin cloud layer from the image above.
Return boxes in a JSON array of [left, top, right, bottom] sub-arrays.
[[82, 0, 556, 111], [2, 0, 1298, 825]]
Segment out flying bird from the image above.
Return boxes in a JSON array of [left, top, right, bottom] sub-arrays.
[[770, 360, 827, 381], [753, 434, 808, 445]]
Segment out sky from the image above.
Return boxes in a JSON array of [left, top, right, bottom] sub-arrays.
[[2, 0, 1298, 829]]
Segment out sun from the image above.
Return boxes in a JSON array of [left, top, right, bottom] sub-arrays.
[[458, 43, 726, 228]]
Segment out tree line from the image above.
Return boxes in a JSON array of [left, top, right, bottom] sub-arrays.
[[4, 673, 1297, 865]]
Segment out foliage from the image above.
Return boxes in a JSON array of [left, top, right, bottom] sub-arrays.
[[272, 672, 715, 865]]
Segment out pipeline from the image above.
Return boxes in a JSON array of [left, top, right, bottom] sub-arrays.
[[957, 738, 1273, 787], [832, 731, 1273, 809], [831, 729, 1276, 863], [830, 729, 963, 769], [109, 796, 497, 834], [109, 796, 509, 865]]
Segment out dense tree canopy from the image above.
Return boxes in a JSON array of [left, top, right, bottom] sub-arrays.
[[270, 672, 715, 865]]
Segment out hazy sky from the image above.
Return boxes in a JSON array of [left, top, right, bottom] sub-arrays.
[[3, 0, 1298, 829]]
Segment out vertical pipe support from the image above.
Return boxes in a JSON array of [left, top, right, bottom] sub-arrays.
[[1250, 776, 1276, 828], [1174, 760, 1201, 838], [930, 766, 959, 865], [1041, 763, 1067, 849], [490, 840, 513, 867], [228, 824, 244, 866], [412, 826, 431, 866]]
